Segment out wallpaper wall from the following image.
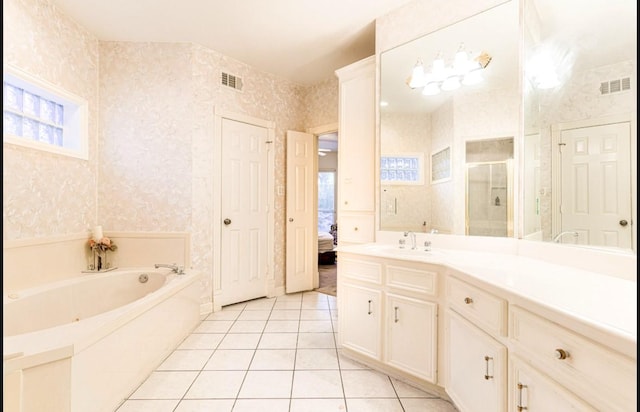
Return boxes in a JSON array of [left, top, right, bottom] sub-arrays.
[[4, 0, 338, 296]]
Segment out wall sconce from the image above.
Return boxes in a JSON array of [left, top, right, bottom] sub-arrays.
[[407, 44, 492, 96]]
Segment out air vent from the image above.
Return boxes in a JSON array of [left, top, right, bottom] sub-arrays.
[[221, 72, 243, 91], [600, 77, 631, 95]]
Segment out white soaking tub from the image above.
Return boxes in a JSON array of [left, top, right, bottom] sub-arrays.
[[3, 267, 205, 412]]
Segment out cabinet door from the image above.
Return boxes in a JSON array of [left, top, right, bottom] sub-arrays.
[[446, 309, 507, 412], [339, 283, 381, 359], [509, 355, 597, 411], [385, 293, 437, 383], [337, 57, 375, 213]]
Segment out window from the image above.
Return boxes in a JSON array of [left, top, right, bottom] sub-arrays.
[[431, 146, 451, 183], [3, 65, 88, 159], [381, 153, 424, 185], [318, 171, 336, 232]]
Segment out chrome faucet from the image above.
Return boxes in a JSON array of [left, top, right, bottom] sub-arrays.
[[404, 231, 417, 250], [154, 263, 184, 274], [552, 231, 578, 243]]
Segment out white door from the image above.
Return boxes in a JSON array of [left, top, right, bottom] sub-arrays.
[[219, 118, 269, 306], [285, 130, 316, 293], [559, 122, 631, 248]]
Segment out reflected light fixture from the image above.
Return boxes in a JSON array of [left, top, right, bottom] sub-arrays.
[[407, 43, 491, 96]]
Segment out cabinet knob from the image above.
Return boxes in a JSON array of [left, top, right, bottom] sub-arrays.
[[464, 297, 473, 304], [554, 348, 569, 360], [354, 227, 359, 231]]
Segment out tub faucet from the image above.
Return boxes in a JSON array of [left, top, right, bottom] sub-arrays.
[[404, 231, 417, 250], [154, 263, 184, 274], [552, 231, 578, 243]]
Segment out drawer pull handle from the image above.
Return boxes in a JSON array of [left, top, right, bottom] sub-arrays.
[[554, 348, 569, 360], [484, 356, 493, 380], [394, 306, 399, 323], [517, 383, 528, 411], [464, 297, 473, 304], [354, 226, 359, 231], [367, 299, 372, 315]]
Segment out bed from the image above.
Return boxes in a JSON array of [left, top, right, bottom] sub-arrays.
[[318, 224, 337, 264]]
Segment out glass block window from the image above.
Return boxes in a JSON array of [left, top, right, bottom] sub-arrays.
[[3, 66, 88, 159], [381, 154, 423, 184], [431, 146, 451, 183]]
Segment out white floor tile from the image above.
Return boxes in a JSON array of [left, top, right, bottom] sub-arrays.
[[273, 300, 302, 310], [116, 399, 179, 411], [289, 398, 347, 412], [298, 320, 333, 333], [232, 399, 290, 412], [297, 332, 336, 348], [295, 348, 339, 370], [193, 320, 233, 334], [269, 310, 301, 320], [206, 310, 240, 321], [250, 349, 296, 370], [291, 370, 344, 398], [300, 309, 331, 320], [264, 320, 299, 333], [157, 350, 213, 371], [337, 351, 370, 370], [173, 399, 235, 412], [228, 320, 267, 333], [203, 349, 254, 370], [237, 310, 272, 320], [258, 333, 298, 349], [346, 398, 404, 412], [238, 370, 293, 398], [244, 298, 276, 310], [275, 293, 303, 302], [218, 333, 261, 349], [177, 333, 224, 350], [130, 371, 198, 399], [341, 370, 397, 398], [222, 302, 247, 311], [301, 300, 330, 309], [390, 377, 440, 398], [183, 370, 245, 399]]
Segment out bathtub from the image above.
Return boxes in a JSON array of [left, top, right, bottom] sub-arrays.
[[3, 267, 205, 412]]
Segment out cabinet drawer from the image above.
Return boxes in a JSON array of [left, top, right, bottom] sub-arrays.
[[386, 264, 437, 297], [339, 258, 382, 284], [510, 306, 636, 411], [447, 275, 507, 337], [338, 214, 374, 243]]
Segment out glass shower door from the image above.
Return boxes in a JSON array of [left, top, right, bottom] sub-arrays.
[[465, 160, 513, 237]]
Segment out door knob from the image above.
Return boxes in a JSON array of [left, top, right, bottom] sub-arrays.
[[619, 219, 628, 227], [289, 218, 294, 222], [223, 218, 231, 225]]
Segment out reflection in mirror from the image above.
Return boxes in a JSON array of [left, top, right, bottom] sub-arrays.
[[465, 137, 514, 237], [379, 0, 520, 236], [522, 0, 637, 252]]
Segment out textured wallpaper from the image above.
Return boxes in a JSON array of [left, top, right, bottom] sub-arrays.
[[4, 0, 339, 296]]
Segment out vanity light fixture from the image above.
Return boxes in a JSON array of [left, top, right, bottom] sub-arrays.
[[408, 43, 491, 96]]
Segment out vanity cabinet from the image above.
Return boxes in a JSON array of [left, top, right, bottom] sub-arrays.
[[509, 305, 637, 411], [445, 275, 508, 412], [335, 56, 375, 244], [338, 253, 439, 385]]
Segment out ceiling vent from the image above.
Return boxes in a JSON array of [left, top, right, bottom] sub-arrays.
[[600, 77, 631, 95], [221, 72, 243, 91]]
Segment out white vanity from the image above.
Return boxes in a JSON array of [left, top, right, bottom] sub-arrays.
[[337, 240, 637, 411]]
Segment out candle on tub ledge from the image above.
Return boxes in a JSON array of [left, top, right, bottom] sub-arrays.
[[93, 225, 103, 241]]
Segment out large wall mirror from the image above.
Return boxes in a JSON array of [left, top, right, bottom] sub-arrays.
[[522, 0, 637, 252], [379, 1, 520, 236]]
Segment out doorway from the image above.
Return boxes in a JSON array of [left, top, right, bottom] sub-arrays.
[[316, 129, 338, 296]]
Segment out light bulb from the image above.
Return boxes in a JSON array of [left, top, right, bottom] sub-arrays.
[[441, 76, 461, 91], [422, 82, 440, 96], [409, 60, 426, 88], [462, 70, 483, 85]]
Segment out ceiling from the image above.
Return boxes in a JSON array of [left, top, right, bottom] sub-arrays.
[[51, 0, 416, 86]]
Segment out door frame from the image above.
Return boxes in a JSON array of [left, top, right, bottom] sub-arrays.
[[306, 122, 338, 289], [551, 113, 633, 245], [213, 108, 276, 311]]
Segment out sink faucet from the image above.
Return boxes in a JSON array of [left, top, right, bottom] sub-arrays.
[[404, 231, 417, 250], [154, 263, 184, 274], [552, 231, 578, 243]]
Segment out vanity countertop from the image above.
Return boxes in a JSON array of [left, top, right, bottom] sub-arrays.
[[337, 242, 637, 358]]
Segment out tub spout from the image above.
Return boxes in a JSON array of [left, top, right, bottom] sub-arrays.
[[154, 263, 184, 274]]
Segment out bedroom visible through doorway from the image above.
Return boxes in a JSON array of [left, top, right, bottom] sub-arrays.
[[316, 131, 338, 295]]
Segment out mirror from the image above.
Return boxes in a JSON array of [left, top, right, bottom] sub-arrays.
[[379, 1, 520, 235], [522, 0, 637, 252]]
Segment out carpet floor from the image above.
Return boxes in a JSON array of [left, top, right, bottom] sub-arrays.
[[315, 263, 337, 296]]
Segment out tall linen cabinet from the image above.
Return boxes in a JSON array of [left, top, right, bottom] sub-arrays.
[[335, 56, 376, 245]]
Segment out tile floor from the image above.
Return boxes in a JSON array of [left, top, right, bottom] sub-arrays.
[[115, 291, 458, 412]]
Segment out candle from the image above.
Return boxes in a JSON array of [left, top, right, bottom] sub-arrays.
[[93, 225, 103, 241]]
